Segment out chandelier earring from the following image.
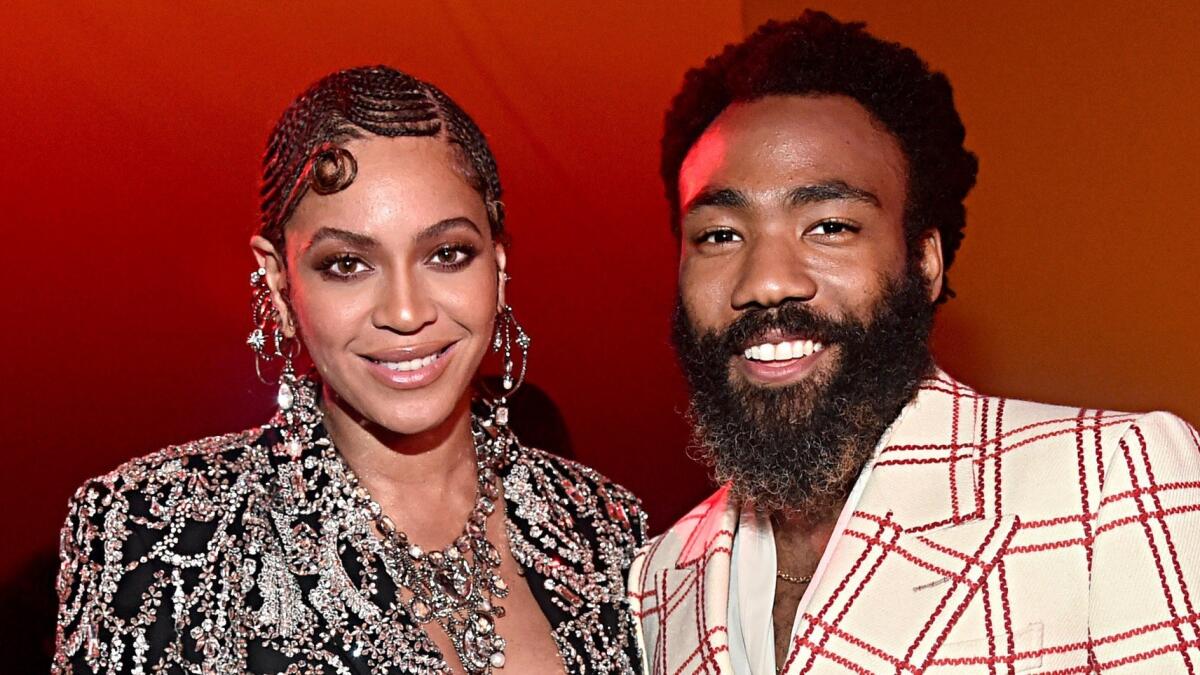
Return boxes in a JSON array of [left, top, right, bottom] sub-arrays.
[[248, 267, 311, 458], [489, 302, 530, 428]]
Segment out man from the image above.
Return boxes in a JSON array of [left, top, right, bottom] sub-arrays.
[[629, 11, 1200, 674]]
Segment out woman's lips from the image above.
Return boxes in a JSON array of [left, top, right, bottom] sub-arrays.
[[361, 341, 457, 390], [735, 342, 829, 386]]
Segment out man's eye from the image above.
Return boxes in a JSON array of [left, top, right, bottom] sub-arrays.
[[809, 220, 857, 236], [697, 228, 742, 245]]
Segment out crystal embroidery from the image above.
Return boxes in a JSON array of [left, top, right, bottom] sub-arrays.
[[53, 379, 646, 673]]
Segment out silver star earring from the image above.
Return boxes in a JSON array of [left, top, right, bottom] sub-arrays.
[[248, 267, 308, 457]]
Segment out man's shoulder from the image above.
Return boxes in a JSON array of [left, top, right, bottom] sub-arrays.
[[631, 484, 736, 580], [989, 393, 1135, 427], [919, 371, 1160, 468], [972, 390, 1194, 471], [944, 380, 1199, 505]]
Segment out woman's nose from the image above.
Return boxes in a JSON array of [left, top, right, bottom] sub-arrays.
[[371, 269, 438, 334]]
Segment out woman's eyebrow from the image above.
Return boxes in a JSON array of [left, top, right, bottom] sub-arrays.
[[304, 227, 378, 251], [414, 217, 482, 242]]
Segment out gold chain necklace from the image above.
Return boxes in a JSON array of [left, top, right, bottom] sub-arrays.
[[776, 569, 814, 585]]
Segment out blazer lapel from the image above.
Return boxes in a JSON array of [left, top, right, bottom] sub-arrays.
[[653, 485, 738, 674], [861, 370, 987, 528], [785, 371, 1021, 674]]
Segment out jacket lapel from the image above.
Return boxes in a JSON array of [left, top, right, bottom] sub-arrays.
[[655, 371, 1013, 674], [654, 485, 738, 674], [784, 371, 1020, 674], [860, 370, 987, 528]]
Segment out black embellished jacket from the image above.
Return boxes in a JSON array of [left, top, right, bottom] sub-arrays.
[[53, 418, 646, 674]]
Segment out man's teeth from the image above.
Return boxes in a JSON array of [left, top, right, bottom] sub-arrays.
[[381, 353, 439, 371], [743, 340, 824, 362]]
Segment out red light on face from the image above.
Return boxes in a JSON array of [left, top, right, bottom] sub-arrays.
[[677, 126, 730, 214]]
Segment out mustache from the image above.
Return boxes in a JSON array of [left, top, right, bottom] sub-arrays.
[[711, 301, 866, 356]]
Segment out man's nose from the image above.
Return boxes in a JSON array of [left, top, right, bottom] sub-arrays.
[[371, 269, 437, 334], [730, 237, 817, 310]]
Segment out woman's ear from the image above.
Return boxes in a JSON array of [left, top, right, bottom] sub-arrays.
[[494, 241, 508, 311], [249, 235, 297, 338]]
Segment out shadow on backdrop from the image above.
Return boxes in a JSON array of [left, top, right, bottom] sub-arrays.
[[0, 547, 58, 672]]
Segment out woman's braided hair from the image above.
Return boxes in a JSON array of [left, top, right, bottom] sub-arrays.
[[259, 65, 505, 251]]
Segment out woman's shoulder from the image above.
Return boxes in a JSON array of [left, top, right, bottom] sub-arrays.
[[63, 426, 271, 535], [510, 445, 648, 545], [55, 425, 283, 671]]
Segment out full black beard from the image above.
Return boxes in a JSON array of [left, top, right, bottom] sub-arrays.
[[671, 267, 936, 518]]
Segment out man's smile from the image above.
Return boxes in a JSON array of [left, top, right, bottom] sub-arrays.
[[742, 338, 825, 362], [736, 339, 829, 386]]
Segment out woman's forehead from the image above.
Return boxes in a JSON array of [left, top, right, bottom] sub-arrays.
[[288, 136, 489, 244]]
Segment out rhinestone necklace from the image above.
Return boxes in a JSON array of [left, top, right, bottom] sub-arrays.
[[344, 422, 511, 673]]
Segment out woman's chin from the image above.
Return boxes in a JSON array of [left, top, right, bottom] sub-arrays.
[[322, 382, 466, 440], [370, 411, 458, 438]]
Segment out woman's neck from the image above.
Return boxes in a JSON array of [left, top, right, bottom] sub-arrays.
[[320, 388, 479, 519]]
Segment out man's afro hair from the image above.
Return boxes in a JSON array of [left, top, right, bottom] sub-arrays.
[[662, 10, 978, 299]]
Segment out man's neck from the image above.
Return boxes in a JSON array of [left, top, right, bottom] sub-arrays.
[[770, 499, 844, 667], [771, 503, 842, 582]]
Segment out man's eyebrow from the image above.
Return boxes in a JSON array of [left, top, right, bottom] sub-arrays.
[[788, 181, 881, 207], [415, 217, 482, 242], [305, 227, 378, 251], [684, 187, 750, 214]]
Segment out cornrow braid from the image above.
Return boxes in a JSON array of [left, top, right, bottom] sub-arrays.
[[259, 65, 505, 251]]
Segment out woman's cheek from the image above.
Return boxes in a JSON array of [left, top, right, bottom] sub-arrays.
[[295, 284, 363, 352], [432, 266, 495, 320]]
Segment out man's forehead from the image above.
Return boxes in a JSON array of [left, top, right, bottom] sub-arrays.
[[678, 95, 906, 209]]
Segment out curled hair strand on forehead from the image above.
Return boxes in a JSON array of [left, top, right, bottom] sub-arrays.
[[259, 65, 506, 253]]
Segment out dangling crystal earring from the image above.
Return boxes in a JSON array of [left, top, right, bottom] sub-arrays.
[[248, 266, 309, 458], [490, 304, 530, 428], [274, 346, 307, 459]]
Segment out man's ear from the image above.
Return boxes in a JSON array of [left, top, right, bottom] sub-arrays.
[[919, 229, 945, 302], [249, 235, 297, 338], [494, 241, 508, 311]]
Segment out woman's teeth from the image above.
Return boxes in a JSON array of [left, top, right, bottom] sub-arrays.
[[743, 339, 824, 362], [381, 353, 439, 372]]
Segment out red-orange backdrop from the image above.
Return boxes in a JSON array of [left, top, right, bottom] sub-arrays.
[[2, 1, 1197, 584]]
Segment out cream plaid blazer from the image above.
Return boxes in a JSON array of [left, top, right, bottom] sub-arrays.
[[629, 370, 1200, 673]]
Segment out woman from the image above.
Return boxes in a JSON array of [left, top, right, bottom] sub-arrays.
[[54, 66, 645, 674]]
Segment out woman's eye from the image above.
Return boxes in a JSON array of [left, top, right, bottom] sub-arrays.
[[430, 244, 477, 268], [810, 220, 857, 236], [697, 228, 742, 245], [319, 255, 370, 278]]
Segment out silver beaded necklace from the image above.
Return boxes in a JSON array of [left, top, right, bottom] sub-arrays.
[[343, 422, 512, 673]]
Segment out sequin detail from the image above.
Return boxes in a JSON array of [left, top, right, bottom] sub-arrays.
[[53, 407, 646, 673]]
